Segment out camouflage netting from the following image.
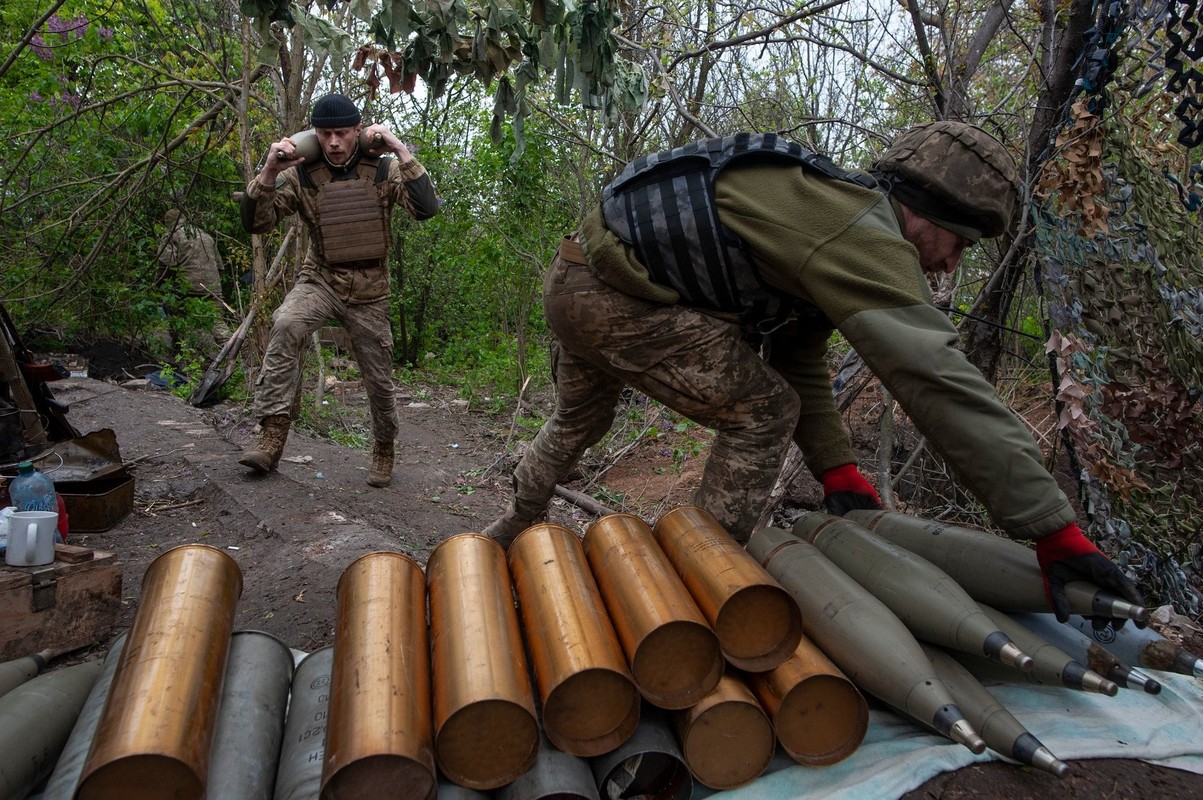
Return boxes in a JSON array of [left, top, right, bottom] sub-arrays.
[[861, 0, 1202, 618], [1032, 1, 1203, 616]]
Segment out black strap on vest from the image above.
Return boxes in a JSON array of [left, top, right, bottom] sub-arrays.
[[601, 132, 878, 327]]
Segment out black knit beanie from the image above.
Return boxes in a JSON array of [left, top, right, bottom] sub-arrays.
[[310, 93, 361, 128]]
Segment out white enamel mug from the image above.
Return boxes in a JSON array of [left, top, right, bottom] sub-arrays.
[[5, 510, 58, 567]]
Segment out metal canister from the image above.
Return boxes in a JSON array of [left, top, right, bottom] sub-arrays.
[[207, 630, 295, 800], [672, 671, 775, 791], [0, 649, 52, 699], [78, 544, 243, 800], [509, 524, 640, 757], [0, 660, 102, 800], [744, 636, 867, 765], [428, 534, 539, 789], [437, 777, 494, 800], [274, 647, 333, 800], [496, 733, 600, 800], [582, 514, 723, 709], [41, 632, 128, 800], [590, 704, 693, 800], [653, 506, 801, 671], [322, 552, 436, 800]]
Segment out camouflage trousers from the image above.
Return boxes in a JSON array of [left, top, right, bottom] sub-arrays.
[[252, 280, 398, 442], [511, 253, 801, 543]]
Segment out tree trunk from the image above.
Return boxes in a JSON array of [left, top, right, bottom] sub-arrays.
[[962, 0, 1096, 381]]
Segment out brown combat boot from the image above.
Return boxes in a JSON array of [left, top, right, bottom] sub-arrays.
[[367, 440, 394, 487], [239, 414, 291, 472], [481, 503, 540, 550]]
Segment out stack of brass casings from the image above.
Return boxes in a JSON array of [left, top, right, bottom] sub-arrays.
[[744, 636, 868, 765], [792, 513, 1032, 670], [672, 671, 775, 790], [78, 544, 243, 800], [653, 506, 802, 671], [582, 513, 723, 709], [509, 524, 640, 757], [844, 510, 1149, 624], [324, 552, 436, 799], [429, 534, 539, 789], [274, 647, 333, 800], [747, 526, 985, 754]]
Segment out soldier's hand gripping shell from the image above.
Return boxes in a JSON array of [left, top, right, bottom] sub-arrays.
[[1035, 523, 1145, 632], [821, 464, 883, 517]]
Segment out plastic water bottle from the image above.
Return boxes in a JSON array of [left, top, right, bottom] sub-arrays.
[[8, 461, 64, 542]]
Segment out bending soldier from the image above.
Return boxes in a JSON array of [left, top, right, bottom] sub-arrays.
[[238, 93, 439, 487], [482, 122, 1142, 626]]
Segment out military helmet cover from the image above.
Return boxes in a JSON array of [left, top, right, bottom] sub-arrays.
[[873, 121, 1019, 238]]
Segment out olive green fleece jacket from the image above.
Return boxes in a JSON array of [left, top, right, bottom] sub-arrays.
[[582, 160, 1074, 541]]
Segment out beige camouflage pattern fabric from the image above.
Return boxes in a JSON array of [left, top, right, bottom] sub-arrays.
[[159, 214, 223, 297], [508, 253, 801, 543], [873, 121, 1019, 237]]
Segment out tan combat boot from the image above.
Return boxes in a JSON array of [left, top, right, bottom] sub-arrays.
[[367, 440, 394, 487], [239, 414, 291, 472], [481, 503, 540, 550]]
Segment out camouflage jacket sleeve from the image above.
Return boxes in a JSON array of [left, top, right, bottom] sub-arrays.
[[717, 163, 1075, 541], [385, 157, 439, 221], [239, 169, 303, 234]]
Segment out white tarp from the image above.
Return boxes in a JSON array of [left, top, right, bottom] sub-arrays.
[[696, 671, 1203, 799]]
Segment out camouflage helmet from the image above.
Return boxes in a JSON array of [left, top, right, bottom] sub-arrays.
[[873, 121, 1019, 238]]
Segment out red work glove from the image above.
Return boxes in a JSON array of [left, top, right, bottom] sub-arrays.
[[1035, 522, 1143, 629], [821, 464, 882, 516]]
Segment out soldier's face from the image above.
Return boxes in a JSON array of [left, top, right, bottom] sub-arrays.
[[316, 125, 361, 166], [904, 213, 971, 275]]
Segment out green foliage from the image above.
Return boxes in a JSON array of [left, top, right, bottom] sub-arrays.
[[387, 89, 573, 399], [1, 1, 248, 354]]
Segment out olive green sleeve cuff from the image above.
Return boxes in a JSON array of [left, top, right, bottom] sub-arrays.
[[840, 303, 1075, 540]]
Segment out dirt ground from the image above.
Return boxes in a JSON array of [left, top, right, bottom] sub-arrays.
[[19, 362, 1203, 799]]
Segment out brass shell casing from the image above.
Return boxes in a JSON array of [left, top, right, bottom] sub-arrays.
[[78, 544, 243, 800], [509, 524, 640, 756], [322, 552, 435, 800], [428, 534, 539, 789], [745, 636, 868, 765], [583, 513, 723, 709], [673, 671, 775, 790], [653, 506, 802, 671]]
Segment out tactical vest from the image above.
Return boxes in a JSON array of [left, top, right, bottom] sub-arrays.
[[300, 155, 392, 267], [600, 132, 879, 326]]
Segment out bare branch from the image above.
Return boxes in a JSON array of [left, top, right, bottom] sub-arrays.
[[666, 0, 853, 72]]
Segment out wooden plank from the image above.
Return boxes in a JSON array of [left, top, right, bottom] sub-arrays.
[[0, 551, 122, 660], [54, 543, 95, 563]]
